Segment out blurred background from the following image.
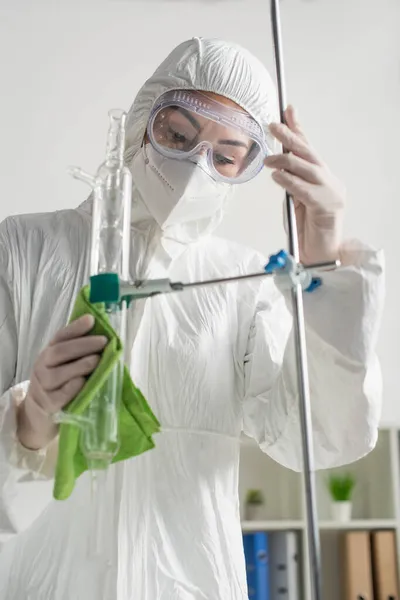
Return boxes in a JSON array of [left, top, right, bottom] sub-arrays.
[[0, 0, 399, 597]]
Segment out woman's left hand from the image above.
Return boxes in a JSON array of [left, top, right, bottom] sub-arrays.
[[264, 105, 346, 265]]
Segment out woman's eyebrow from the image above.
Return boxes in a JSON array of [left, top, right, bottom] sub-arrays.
[[174, 107, 201, 131]]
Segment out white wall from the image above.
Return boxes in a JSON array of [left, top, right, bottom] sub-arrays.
[[0, 0, 399, 422]]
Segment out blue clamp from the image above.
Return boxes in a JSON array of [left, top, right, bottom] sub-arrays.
[[264, 249, 322, 294], [264, 250, 289, 274], [305, 277, 322, 293]]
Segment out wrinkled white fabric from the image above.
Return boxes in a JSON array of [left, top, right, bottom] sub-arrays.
[[0, 36, 385, 600], [0, 206, 385, 600]]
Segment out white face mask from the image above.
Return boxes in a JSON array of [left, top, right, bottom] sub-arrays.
[[130, 144, 232, 230]]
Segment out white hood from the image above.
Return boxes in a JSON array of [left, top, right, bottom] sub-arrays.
[[81, 37, 278, 275]]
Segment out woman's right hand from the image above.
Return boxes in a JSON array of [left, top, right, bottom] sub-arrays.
[[17, 314, 108, 451]]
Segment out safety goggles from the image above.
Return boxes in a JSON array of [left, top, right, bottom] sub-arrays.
[[147, 90, 270, 184]]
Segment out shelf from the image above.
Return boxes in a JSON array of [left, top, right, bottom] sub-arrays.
[[241, 520, 304, 531], [239, 426, 400, 600], [319, 519, 398, 530], [241, 519, 398, 532]]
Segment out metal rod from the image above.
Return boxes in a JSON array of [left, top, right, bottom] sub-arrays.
[[179, 260, 339, 291], [119, 259, 340, 302], [270, 0, 299, 261], [270, 2, 323, 600]]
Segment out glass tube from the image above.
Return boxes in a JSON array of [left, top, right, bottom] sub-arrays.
[[81, 109, 131, 475], [66, 110, 131, 580]]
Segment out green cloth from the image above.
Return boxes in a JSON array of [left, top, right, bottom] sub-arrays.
[[53, 286, 160, 500]]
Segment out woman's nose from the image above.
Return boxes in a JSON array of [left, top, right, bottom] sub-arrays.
[[189, 143, 209, 161], [194, 145, 208, 156], [187, 147, 210, 170]]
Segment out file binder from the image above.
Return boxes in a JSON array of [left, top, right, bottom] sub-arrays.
[[371, 530, 399, 600], [269, 531, 300, 599], [243, 532, 270, 599], [342, 531, 374, 600]]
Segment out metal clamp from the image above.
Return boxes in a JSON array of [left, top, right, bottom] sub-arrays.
[[89, 252, 337, 305], [265, 250, 322, 293]]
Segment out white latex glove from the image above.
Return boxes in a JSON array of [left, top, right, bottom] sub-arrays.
[[17, 315, 107, 450], [264, 106, 346, 264]]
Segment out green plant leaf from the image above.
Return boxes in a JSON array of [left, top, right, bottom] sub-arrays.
[[245, 489, 264, 505], [327, 473, 355, 502]]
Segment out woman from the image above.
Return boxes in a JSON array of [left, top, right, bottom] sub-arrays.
[[0, 37, 384, 599]]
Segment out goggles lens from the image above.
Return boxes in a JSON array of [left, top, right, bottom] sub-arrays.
[[147, 91, 269, 184]]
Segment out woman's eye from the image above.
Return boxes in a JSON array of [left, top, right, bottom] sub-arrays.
[[167, 128, 189, 144], [214, 153, 235, 166]]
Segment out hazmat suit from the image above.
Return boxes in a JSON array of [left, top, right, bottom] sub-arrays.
[[0, 37, 384, 599]]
